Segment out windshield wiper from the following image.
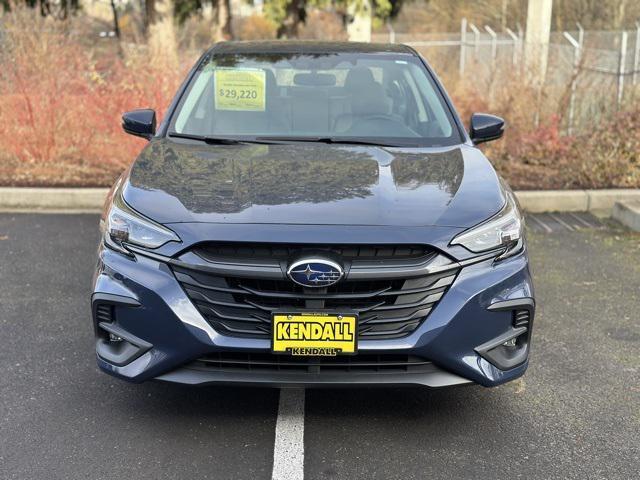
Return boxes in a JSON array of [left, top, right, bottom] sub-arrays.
[[255, 136, 403, 147], [168, 132, 275, 145], [169, 132, 404, 147]]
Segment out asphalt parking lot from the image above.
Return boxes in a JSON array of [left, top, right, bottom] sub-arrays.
[[0, 213, 638, 480]]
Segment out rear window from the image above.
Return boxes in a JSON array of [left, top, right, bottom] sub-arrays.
[[171, 52, 461, 147]]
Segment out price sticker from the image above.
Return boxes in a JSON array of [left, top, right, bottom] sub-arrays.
[[214, 68, 266, 112]]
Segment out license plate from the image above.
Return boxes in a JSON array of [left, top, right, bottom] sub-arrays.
[[272, 313, 358, 356]]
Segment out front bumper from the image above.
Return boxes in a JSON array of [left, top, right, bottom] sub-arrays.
[[92, 242, 534, 388], [155, 357, 474, 388]]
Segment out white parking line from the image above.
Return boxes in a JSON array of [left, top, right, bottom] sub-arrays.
[[272, 388, 305, 480], [528, 214, 553, 233], [568, 212, 597, 229], [549, 213, 575, 231]]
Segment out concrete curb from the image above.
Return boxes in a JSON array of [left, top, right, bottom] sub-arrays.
[[0, 187, 639, 214], [585, 189, 640, 211], [0, 188, 108, 213], [612, 200, 640, 232], [515, 189, 640, 213], [515, 190, 588, 213]]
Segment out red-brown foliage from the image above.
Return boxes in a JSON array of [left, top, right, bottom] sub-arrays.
[[0, 8, 186, 186], [0, 7, 638, 189]]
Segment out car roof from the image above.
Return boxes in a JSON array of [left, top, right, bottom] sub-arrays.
[[208, 41, 417, 56]]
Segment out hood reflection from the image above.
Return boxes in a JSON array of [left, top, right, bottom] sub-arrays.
[[125, 140, 476, 228], [391, 151, 463, 196], [130, 142, 380, 214]]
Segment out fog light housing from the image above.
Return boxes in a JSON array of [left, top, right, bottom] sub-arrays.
[[109, 332, 123, 343], [96, 322, 152, 367], [92, 294, 149, 367], [475, 298, 535, 370]]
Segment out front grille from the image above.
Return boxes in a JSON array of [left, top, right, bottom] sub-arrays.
[[195, 242, 433, 263], [189, 352, 433, 374], [172, 243, 459, 340]]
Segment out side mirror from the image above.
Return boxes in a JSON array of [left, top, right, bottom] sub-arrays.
[[122, 109, 156, 140], [470, 113, 504, 145]]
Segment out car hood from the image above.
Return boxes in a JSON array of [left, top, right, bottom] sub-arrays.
[[123, 139, 505, 228]]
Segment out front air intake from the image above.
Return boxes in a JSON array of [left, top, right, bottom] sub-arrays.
[[477, 298, 536, 371], [95, 304, 114, 324], [513, 309, 531, 328]]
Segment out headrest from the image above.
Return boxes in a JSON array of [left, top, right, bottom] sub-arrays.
[[344, 67, 375, 92], [351, 83, 391, 116], [294, 73, 337, 86], [264, 69, 278, 97]]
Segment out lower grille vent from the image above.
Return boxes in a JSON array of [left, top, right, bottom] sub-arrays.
[[190, 352, 433, 374], [514, 309, 531, 328], [95, 304, 114, 323]]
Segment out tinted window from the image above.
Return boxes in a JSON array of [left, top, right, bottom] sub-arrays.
[[171, 52, 461, 147]]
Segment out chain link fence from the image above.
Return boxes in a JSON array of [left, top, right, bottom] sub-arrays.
[[373, 21, 640, 134]]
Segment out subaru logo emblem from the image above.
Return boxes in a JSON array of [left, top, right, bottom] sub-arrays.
[[287, 258, 344, 288]]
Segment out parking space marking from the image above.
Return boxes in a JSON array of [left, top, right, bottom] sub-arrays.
[[549, 212, 575, 231], [272, 388, 305, 480], [568, 212, 597, 229], [528, 212, 606, 233], [528, 214, 553, 233]]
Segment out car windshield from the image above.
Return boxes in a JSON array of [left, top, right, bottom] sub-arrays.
[[170, 51, 461, 147]]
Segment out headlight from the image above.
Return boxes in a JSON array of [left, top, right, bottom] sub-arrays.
[[451, 190, 523, 255], [102, 189, 180, 250]]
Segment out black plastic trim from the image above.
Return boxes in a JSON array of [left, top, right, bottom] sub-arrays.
[[475, 327, 527, 352], [171, 249, 459, 281], [487, 297, 535, 312], [91, 292, 141, 308], [91, 293, 141, 336], [96, 322, 152, 367], [171, 251, 285, 280], [476, 297, 535, 370], [128, 240, 505, 273]]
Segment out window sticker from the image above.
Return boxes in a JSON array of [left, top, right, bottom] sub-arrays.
[[214, 68, 266, 111]]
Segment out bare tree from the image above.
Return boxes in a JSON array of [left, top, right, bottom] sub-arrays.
[[145, 0, 157, 31], [215, 0, 232, 41], [277, 0, 307, 39], [109, 0, 121, 39], [146, 0, 178, 67]]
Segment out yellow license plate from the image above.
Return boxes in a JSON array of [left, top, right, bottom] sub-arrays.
[[272, 313, 358, 356]]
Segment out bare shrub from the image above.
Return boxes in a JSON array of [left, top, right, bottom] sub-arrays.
[[0, 5, 186, 186], [573, 110, 640, 188], [148, 6, 179, 70], [299, 10, 347, 41], [446, 65, 640, 189], [235, 14, 278, 40], [178, 14, 218, 51], [0, 5, 637, 189]]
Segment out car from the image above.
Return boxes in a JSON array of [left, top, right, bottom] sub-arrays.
[[92, 41, 534, 388]]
